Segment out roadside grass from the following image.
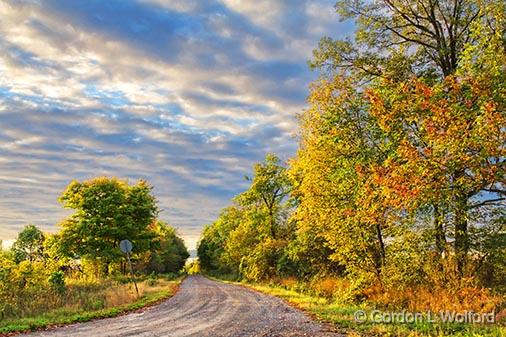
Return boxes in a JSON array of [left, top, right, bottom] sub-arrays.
[[214, 278, 505, 337], [0, 277, 182, 336]]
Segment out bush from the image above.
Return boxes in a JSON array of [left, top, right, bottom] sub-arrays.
[[48, 271, 66, 295], [309, 276, 353, 302], [184, 261, 201, 275]]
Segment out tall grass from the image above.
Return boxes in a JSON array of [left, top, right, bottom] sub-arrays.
[[0, 277, 180, 334]]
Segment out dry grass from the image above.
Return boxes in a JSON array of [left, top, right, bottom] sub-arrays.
[[2, 277, 179, 320], [275, 276, 504, 315], [0, 277, 181, 335], [309, 276, 351, 300], [101, 279, 174, 308], [278, 276, 298, 289], [365, 284, 504, 313]]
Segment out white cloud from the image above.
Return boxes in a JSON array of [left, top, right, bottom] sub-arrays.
[[0, 0, 348, 250]]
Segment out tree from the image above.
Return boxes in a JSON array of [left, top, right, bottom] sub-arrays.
[[11, 225, 45, 263], [197, 206, 242, 273], [143, 221, 189, 274], [57, 177, 158, 273], [367, 72, 505, 274], [197, 155, 295, 281], [364, 4, 506, 274], [236, 154, 291, 239], [297, 0, 506, 281], [288, 74, 393, 284], [311, 0, 501, 79]]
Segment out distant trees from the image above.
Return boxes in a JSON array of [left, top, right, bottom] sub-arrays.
[[198, 154, 298, 280], [11, 225, 45, 263], [236, 154, 292, 239], [2, 177, 188, 281], [197, 206, 242, 274], [142, 220, 189, 274]]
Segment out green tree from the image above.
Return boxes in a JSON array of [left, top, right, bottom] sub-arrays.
[[58, 177, 158, 273], [236, 154, 291, 239], [198, 155, 296, 281], [197, 206, 243, 273], [11, 225, 45, 263], [144, 221, 189, 273]]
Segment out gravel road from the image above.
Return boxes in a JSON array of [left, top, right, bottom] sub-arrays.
[[21, 275, 341, 337]]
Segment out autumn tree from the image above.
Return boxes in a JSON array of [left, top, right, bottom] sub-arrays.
[[289, 75, 393, 283], [367, 72, 505, 274], [293, 0, 505, 281], [364, 2, 506, 274]]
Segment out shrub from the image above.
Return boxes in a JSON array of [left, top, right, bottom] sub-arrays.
[[48, 271, 66, 295], [309, 276, 352, 301], [279, 277, 298, 290]]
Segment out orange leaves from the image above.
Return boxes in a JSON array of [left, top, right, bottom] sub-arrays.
[[366, 88, 394, 131], [483, 100, 497, 115], [366, 159, 423, 211], [397, 139, 420, 161], [354, 163, 366, 178], [415, 80, 434, 99], [366, 69, 505, 214], [357, 71, 502, 214], [342, 208, 354, 217], [364, 88, 383, 110]]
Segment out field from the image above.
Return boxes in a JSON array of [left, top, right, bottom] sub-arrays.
[[0, 276, 181, 335]]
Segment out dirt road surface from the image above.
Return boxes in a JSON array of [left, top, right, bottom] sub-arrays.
[[21, 275, 342, 337]]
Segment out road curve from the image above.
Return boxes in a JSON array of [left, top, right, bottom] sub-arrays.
[[21, 275, 341, 337]]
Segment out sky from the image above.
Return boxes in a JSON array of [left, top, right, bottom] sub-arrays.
[[0, 0, 352, 251]]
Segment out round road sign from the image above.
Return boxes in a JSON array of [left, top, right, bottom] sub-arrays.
[[120, 239, 133, 253]]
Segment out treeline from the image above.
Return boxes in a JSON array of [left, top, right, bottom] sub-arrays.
[[198, 154, 300, 281], [198, 0, 505, 311], [0, 177, 189, 319]]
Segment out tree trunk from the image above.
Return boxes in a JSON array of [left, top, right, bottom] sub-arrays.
[[434, 204, 446, 256], [375, 223, 386, 267], [103, 262, 110, 276], [268, 207, 276, 239], [454, 195, 469, 276]]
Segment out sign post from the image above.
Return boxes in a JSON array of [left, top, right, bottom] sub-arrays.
[[120, 239, 139, 296]]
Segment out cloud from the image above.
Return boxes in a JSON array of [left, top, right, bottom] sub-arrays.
[[0, 0, 351, 249]]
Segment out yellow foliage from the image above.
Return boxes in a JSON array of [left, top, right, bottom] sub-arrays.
[[365, 284, 503, 313], [279, 277, 298, 289]]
